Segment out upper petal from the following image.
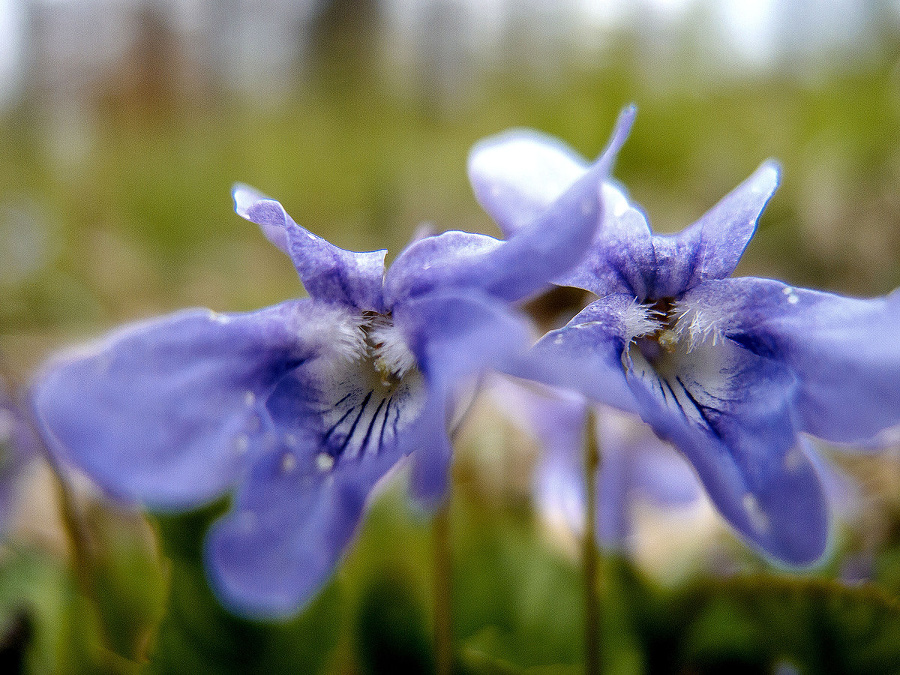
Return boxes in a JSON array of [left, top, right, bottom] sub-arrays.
[[468, 130, 589, 237], [649, 161, 780, 298], [468, 105, 635, 238], [386, 108, 636, 306], [683, 277, 900, 443], [31, 300, 342, 509], [233, 184, 387, 311], [555, 203, 655, 298]]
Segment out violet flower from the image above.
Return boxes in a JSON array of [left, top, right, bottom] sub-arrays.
[[469, 109, 900, 566], [29, 113, 633, 618]]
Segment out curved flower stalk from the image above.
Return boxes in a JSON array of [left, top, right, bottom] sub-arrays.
[[29, 113, 632, 618], [470, 108, 900, 567], [0, 379, 38, 534], [487, 377, 701, 551]]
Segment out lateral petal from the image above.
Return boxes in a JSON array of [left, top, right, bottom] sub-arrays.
[[513, 294, 643, 415], [682, 277, 900, 443], [233, 184, 386, 311]]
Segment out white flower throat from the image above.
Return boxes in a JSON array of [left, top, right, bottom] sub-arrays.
[[624, 296, 733, 433], [311, 310, 425, 468]]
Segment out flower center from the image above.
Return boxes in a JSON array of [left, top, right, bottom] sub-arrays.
[[631, 298, 681, 374], [311, 311, 426, 468], [622, 296, 736, 436]]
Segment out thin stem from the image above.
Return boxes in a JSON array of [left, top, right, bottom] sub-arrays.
[[433, 496, 453, 675], [432, 390, 483, 675], [583, 407, 601, 675]]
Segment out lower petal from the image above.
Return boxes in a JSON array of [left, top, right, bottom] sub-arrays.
[[512, 295, 642, 415], [205, 437, 401, 618], [393, 290, 533, 505], [628, 360, 829, 566]]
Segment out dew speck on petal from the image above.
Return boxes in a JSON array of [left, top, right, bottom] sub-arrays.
[[742, 493, 771, 532], [233, 434, 250, 455], [784, 448, 803, 472], [281, 452, 297, 473], [316, 452, 335, 472]]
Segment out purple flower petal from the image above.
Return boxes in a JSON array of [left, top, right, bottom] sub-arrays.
[[383, 230, 503, 306], [516, 294, 644, 415], [468, 130, 589, 237], [233, 185, 387, 311], [205, 431, 402, 618], [533, 287, 830, 564], [0, 383, 38, 533], [682, 277, 900, 444], [393, 290, 533, 504], [32, 301, 339, 509], [595, 407, 702, 509], [625, 336, 829, 565], [386, 109, 635, 306], [490, 379, 700, 549], [468, 105, 635, 238], [674, 161, 779, 292], [562, 161, 779, 300], [554, 205, 655, 298]]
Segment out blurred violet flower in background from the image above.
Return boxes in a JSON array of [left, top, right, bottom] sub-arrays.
[[470, 107, 900, 568], [487, 376, 702, 552], [27, 111, 636, 618], [0, 379, 38, 535]]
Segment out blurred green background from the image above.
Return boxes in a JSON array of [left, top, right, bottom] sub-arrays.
[[3, 0, 900, 672]]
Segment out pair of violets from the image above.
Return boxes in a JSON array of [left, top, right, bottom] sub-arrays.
[[32, 107, 900, 618]]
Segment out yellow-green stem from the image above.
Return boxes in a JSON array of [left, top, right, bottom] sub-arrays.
[[433, 496, 453, 675], [583, 407, 601, 675]]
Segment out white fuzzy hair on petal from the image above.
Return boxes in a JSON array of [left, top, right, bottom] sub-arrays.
[[673, 301, 727, 352], [621, 299, 661, 342]]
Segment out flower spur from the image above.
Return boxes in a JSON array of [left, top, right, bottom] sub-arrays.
[[470, 109, 900, 566], [29, 111, 632, 618]]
